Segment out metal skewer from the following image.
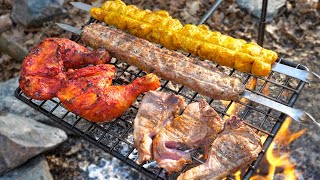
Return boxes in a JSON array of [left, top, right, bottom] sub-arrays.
[[69, 2, 320, 83], [55, 22, 318, 129]]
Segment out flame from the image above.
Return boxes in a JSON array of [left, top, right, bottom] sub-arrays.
[[250, 117, 306, 179], [225, 78, 306, 179]]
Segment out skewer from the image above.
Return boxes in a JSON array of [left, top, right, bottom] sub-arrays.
[[55, 23, 318, 129], [70, 1, 320, 83]]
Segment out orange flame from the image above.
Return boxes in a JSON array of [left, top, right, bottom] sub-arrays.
[[226, 78, 306, 179], [250, 117, 306, 179]]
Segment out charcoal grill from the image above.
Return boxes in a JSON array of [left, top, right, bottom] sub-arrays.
[[15, 0, 311, 179]]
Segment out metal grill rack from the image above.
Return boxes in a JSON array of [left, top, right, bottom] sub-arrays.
[[15, 59, 308, 179], [15, 0, 309, 179]]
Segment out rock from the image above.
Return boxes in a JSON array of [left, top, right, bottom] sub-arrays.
[[11, 0, 66, 27], [0, 33, 28, 62], [0, 78, 77, 135], [0, 155, 53, 180], [0, 113, 67, 175], [0, 78, 49, 122], [236, 0, 286, 21], [0, 14, 12, 33]]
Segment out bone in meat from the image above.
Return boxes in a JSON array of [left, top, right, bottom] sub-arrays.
[[152, 99, 224, 173], [134, 91, 186, 164], [178, 116, 262, 180]]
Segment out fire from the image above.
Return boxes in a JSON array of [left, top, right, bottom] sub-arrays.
[[250, 117, 306, 179], [221, 77, 306, 179]]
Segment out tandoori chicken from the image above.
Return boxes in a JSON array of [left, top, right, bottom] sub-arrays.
[[57, 65, 161, 122], [19, 38, 111, 100]]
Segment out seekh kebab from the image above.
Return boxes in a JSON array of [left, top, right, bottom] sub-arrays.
[[81, 23, 245, 101], [89, 0, 278, 76]]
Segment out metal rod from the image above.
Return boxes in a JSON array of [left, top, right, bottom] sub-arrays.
[[257, 0, 268, 46], [197, 0, 224, 25]]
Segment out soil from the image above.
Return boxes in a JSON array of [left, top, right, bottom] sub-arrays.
[[1, 0, 319, 179]]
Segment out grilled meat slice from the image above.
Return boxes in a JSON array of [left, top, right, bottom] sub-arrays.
[[57, 64, 160, 122], [81, 23, 245, 101], [134, 91, 186, 164], [178, 116, 262, 180], [152, 99, 224, 173], [19, 38, 111, 100]]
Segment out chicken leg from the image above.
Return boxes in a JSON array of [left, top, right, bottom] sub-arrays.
[[19, 38, 111, 100], [57, 65, 160, 122]]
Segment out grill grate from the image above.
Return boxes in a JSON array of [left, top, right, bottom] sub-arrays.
[[14, 1, 309, 179], [15, 56, 307, 179]]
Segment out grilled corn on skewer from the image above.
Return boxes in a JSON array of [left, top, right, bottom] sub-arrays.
[[90, 0, 278, 76]]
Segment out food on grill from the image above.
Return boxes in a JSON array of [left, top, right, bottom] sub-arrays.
[[57, 65, 160, 122], [90, 0, 278, 76], [81, 23, 245, 101], [177, 116, 262, 180], [153, 99, 224, 173], [134, 91, 186, 164], [19, 38, 111, 100], [90, 0, 182, 50]]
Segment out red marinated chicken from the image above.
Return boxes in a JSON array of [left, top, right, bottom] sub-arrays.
[[19, 38, 111, 100], [57, 65, 160, 122], [153, 99, 224, 173], [178, 116, 262, 180], [134, 91, 186, 164]]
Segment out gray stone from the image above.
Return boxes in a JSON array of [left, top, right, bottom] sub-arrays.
[[11, 0, 66, 27], [0, 155, 53, 180], [0, 78, 76, 135], [0, 113, 67, 175], [0, 78, 47, 121], [236, 0, 286, 21]]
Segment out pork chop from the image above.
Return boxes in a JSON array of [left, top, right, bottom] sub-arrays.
[[152, 99, 224, 173], [134, 91, 186, 164], [178, 116, 262, 180]]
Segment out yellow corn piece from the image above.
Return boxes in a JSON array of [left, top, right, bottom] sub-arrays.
[[90, 0, 278, 76]]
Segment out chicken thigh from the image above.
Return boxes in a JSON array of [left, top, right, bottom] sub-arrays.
[[57, 65, 160, 122], [19, 38, 111, 100]]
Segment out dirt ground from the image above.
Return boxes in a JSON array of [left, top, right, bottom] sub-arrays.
[[1, 0, 319, 179]]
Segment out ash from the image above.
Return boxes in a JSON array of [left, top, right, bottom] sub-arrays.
[[84, 158, 131, 180]]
